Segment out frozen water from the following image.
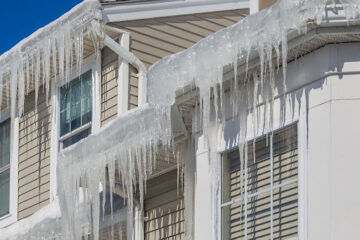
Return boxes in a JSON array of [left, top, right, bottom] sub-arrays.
[[0, 0, 101, 119], [2, 0, 360, 239], [57, 104, 172, 239]]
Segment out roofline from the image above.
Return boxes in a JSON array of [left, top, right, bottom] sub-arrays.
[[174, 10, 360, 105], [0, 0, 101, 67], [234, 7, 360, 78], [102, 0, 249, 22]]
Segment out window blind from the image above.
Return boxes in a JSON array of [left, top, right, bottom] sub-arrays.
[[222, 124, 298, 240]]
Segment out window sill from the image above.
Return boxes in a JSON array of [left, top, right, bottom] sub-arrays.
[[59, 122, 92, 142], [0, 213, 11, 221], [0, 213, 17, 228]]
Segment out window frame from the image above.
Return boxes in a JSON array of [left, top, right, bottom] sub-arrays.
[[56, 63, 97, 151], [220, 122, 304, 240], [0, 110, 18, 228]]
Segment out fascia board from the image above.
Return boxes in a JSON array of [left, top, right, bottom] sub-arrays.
[[102, 0, 249, 22]]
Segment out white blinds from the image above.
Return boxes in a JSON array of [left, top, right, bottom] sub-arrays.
[[222, 124, 298, 240]]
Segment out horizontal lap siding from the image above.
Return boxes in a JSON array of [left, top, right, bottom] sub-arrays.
[[114, 10, 247, 68], [129, 65, 138, 110], [101, 47, 119, 126], [18, 90, 51, 220], [144, 170, 185, 240], [110, 9, 247, 111], [259, 0, 277, 10]]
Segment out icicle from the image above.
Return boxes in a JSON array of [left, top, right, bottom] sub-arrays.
[[35, 50, 40, 108], [10, 64, 18, 120], [281, 32, 288, 94], [239, 143, 248, 240], [59, 32, 65, 83], [18, 58, 25, 116], [25, 56, 31, 95], [52, 34, 58, 83], [252, 72, 259, 163], [270, 134, 274, 240], [6, 76, 10, 107]]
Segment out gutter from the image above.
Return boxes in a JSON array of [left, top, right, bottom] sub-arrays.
[[173, 19, 360, 107], [94, 22, 148, 106]]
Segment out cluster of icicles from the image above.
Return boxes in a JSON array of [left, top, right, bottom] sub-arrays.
[[148, 0, 360, 239], [0, 0, 101, 119], [3, 0, 360, 239], [57, 105, 173, 240]]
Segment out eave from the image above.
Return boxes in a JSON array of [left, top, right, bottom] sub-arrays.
[[173, 5, 360, 113], [102, 0, 249, 22]]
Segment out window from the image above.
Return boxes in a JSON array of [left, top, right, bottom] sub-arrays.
[[222, 124, 298, 240], [0, 119, 11, 217], [59, 70, 92, 149]]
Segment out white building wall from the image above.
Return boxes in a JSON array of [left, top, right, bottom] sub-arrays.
[[192, 42, 360, 239]]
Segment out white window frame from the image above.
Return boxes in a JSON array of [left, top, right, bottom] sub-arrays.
[[220, 121, 307, 240], [0, 110, 18, 228], [50, 52, 101, 200], [55, 55, 100, 151]]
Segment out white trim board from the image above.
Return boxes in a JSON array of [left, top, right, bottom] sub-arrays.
[[117, 33, 130, 116], [0, 112, 18, 228], [50, 53, 99, 199], [103, 0, 249, 22]]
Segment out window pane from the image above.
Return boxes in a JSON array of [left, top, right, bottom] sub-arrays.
[[273, 185, 298, 240], [222, 124, 298, 240], [62, 128, 91, 149], [0, 169, 10, 217], [70, 80, 82, 131], [60, 70, 92, 137], [60, 87, 70, 136], [81, 72, 92, 126], [0, 119, 10, 168]]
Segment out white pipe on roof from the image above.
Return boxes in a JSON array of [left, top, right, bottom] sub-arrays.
[[94, 21, 148, 106]]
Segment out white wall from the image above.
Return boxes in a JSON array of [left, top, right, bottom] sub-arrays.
[[192, 42, 360, 239]]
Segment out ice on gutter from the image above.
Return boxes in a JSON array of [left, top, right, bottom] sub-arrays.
[[147, 0, 360, 238], [3, 0, 360, 240], [57, 103, 172, 239], [0, 0, 101, 119], [148, 0, 360, 110]]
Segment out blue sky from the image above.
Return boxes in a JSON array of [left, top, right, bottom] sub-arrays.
[[0, 0, 83, 55]]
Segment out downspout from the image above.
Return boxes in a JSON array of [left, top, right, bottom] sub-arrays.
[[94, 21, 146, 240], [93, 21, 148, 106]]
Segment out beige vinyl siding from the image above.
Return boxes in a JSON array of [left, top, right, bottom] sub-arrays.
[[113, 10, 247, 69], [101, 47, 139, 124], [259, 0, 277, 10], [129, 65, 139, 110], [100, 224, 126, 240], [101, 46, 119, 126], [223, 125, 298, 240], [18, 90, 51, 220], [144, 170, 184, 240], [103, 9, 247, 119]]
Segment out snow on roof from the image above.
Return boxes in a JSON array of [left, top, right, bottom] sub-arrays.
[[3, 1, 360, 239], [0, 0, 102, 118], [147, 0, 360, 109], [0, 0, 100, 68]]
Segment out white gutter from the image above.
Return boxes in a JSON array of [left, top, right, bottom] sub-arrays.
[[94, 22, 148, 106]]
